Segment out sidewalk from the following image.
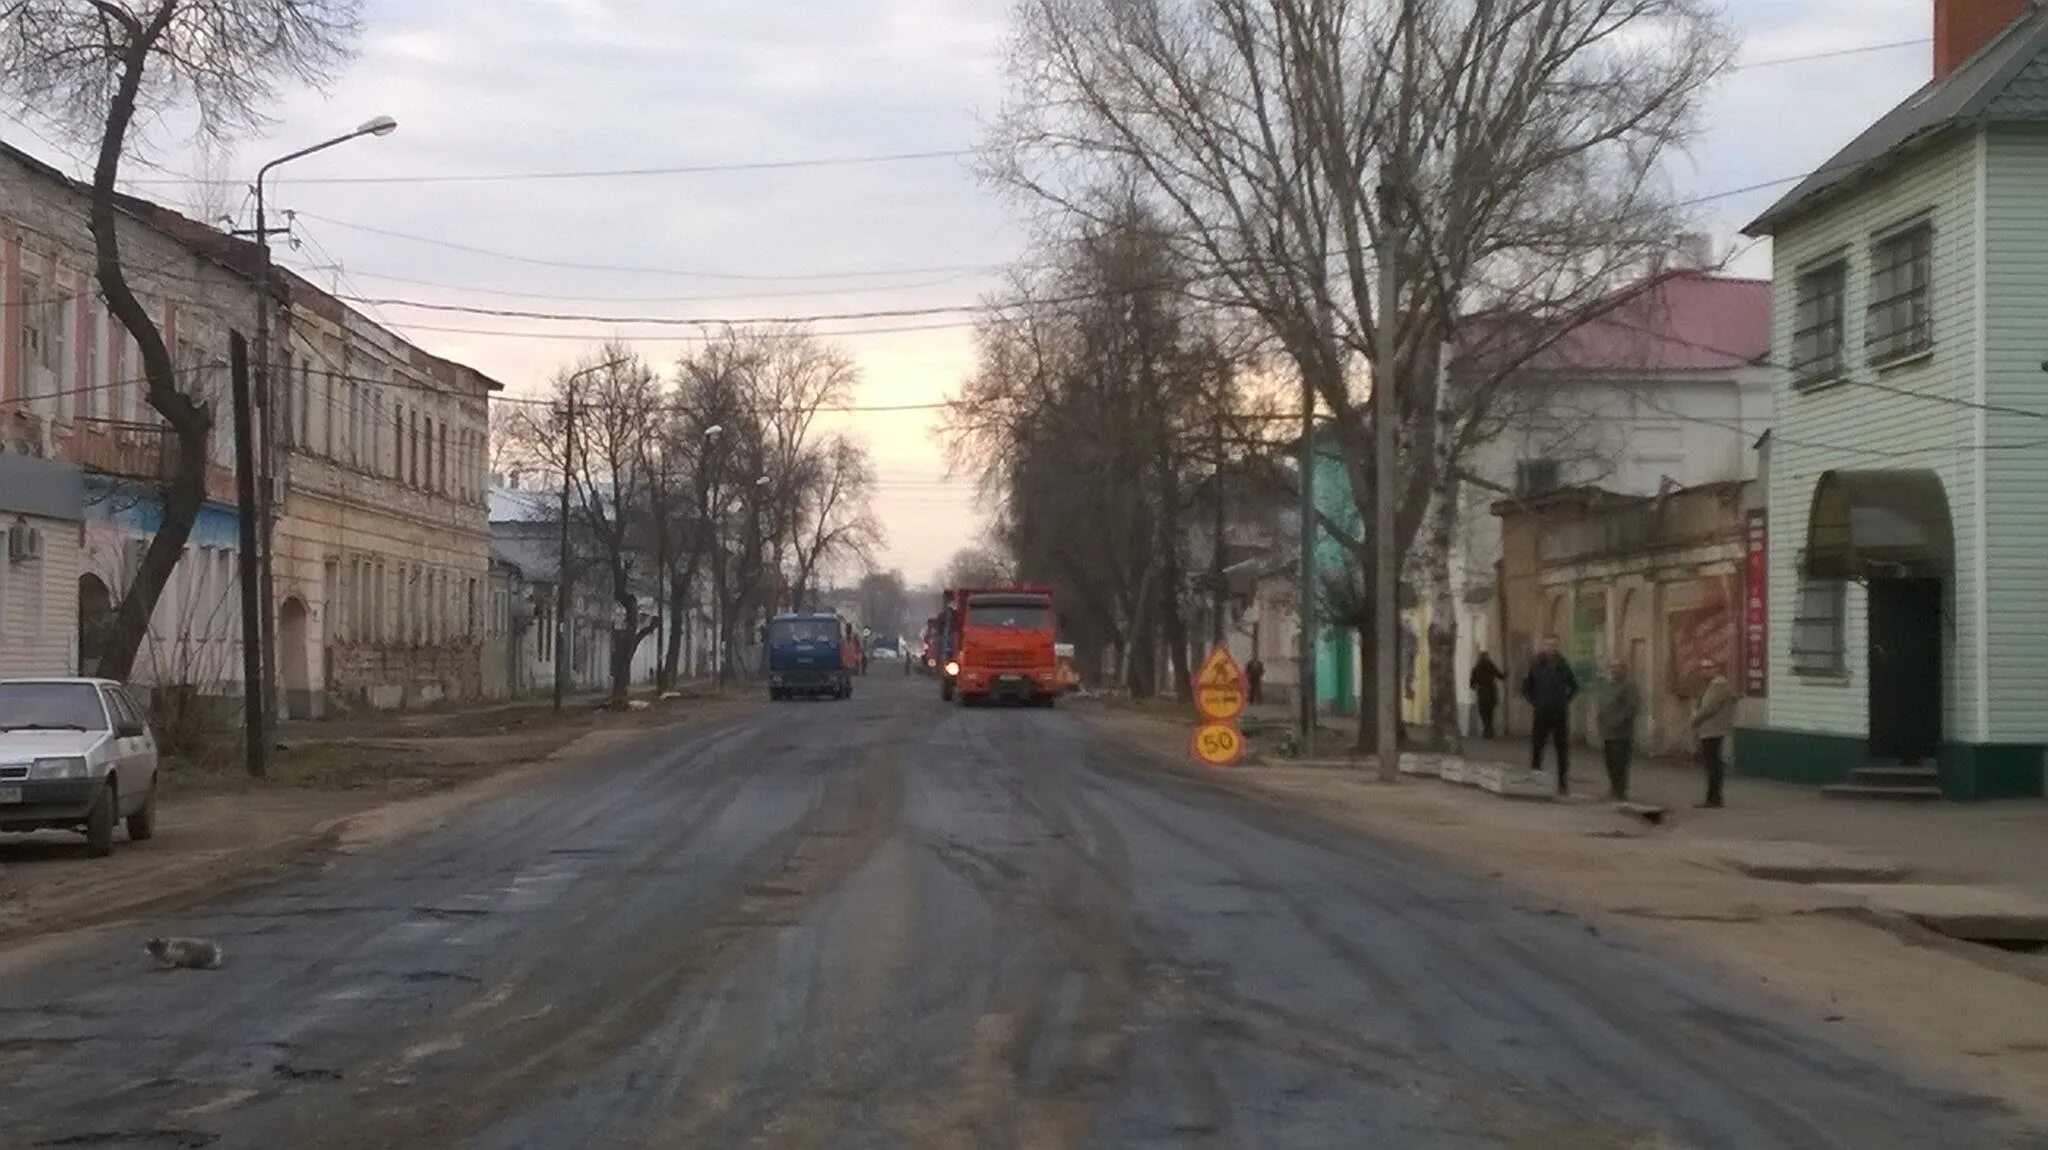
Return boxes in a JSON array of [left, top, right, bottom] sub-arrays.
[[1460, 734, 2048, 896]]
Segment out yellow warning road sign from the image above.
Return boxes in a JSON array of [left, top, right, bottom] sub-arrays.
[[1190, 722, 1244, 767], [1193, 645, 1246, 722]]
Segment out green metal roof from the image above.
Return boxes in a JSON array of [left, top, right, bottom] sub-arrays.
[[1746, 5, 2048, 236]]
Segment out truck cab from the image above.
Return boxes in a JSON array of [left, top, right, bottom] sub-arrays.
[[947, 585, 1060, 707], [765, 613, 853, 701]]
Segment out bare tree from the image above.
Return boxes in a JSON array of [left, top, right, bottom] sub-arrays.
[[0, 0, 360, 680], [941, 545, 1013, 590], [991, 0, 1731, 746], [785, 434, 880, 610], [946, 199, 1250, 697], [500, 343, 663, 704]]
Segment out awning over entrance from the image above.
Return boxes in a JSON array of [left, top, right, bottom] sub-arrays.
[[1803, 469, 1954, 581]]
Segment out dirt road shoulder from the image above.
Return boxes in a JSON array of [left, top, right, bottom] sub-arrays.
[[0, 695, 759, 951], [1077, 703, 2048, 1136]]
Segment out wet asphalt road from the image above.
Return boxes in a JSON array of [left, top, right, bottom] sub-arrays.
[[0, 676, 2022, 1149]]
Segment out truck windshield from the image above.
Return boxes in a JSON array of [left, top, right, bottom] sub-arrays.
[[0, 682, 109, 731], [967, 600, 1052, 630], [769, 620, 838, 644]]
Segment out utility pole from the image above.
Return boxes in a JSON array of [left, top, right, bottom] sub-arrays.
[[1297, 374, 1317, 757], [229, 335, 266, 778], [1210, 404, 1226, 648], [1374, 183, 1402, 784], [553, 385, 576, 713]]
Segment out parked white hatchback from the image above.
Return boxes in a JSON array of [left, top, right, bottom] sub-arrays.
[[0, 678, 160, 857]]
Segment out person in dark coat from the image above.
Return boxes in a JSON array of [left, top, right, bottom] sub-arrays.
[[1521, 634, 1579, 793], [1469, 651, 1506, 738], [1245, 657, 1266, 704]]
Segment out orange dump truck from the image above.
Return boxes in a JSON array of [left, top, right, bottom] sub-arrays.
[[940, 584, 1060, 707]]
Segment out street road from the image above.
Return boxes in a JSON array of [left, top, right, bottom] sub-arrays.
[[0, 677, 2019, 1148]]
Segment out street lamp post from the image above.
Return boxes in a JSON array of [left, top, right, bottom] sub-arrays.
[[247, 116, 396, 768]]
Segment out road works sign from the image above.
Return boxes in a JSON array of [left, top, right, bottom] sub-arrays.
[[1193, 645, 1247, 722], [1190, 722, 1245, 767]]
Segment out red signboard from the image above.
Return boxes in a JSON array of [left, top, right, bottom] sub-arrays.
[[1743, 508, 1767, 697]]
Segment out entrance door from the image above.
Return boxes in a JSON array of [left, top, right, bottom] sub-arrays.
[[1868, 578, 1942, 763]]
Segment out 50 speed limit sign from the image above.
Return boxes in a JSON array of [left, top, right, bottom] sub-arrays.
[[1190, 722, 1244, 767]]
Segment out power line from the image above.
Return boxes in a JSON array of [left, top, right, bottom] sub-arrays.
[[1727, 37, 1928, 72], [121, 148, 980, 188], [293, 211, 1007, 282], [279, 262, 1001, 305]]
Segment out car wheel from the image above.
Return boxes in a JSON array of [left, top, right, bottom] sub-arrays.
[[126, 779, 159, 842], [84, 784, 116, 858]]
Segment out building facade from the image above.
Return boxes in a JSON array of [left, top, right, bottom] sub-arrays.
[[1493, 479, 1765, 757], [271, 276, 497, 714], [2, 141, 258, 699], [1738, 0, 2048, 800], [0, 454, 86, 679], [2, 139, 502, 716]]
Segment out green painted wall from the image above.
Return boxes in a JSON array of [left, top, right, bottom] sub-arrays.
[[1763, 133, 1982, 744], [1980, 125, 2048, 742]]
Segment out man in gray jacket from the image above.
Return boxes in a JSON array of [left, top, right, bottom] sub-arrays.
[[1691, 658, 1737, 808], [1596, 659, 1641, 802]]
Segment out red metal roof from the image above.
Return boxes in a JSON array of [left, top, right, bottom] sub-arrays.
[[1520, 269, 1772, 374]]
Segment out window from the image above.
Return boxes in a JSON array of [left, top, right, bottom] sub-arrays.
[[394, 403, 406, 480], [299, 359, 313, 447], [425, 417, 435, 491], [0, 681, 109, 732], [440, 423, 450, 493], [410, 409, 421, 486], [1515, 458, 1561, 496], [1867, 221, 1933, 365], [1791, 580, 1847, 676], [1792, 258, 1847, 384], [85, 306, 105, 420]]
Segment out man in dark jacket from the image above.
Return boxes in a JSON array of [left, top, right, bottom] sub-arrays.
[[1469, 651, 1506, 738], [1522, 634, 1579, 793]]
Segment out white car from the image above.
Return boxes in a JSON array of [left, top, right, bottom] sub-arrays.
[[0, 678, 160, 857]]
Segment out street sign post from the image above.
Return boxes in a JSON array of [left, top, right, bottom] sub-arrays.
[[1191, 722, 1245, 767], [1194, 645, 1246, 723], [1191, 644, 1247, 767]]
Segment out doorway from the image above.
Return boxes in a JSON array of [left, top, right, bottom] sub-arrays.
[[1868, 578, 1942, 764], [280, 597, 313, 719], [78, 574, 112, 676]]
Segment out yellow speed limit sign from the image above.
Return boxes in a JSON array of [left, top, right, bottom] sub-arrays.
[[1193, 645, 1246, 722], [1190, 722, 1245, 767]]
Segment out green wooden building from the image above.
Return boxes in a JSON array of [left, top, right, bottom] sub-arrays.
[[1739, 1, 2048, 800]]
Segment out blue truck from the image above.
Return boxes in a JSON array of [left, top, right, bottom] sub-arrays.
[[765, 612, 853, 701]]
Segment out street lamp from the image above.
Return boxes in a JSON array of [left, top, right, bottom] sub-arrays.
[[245, 116, 397, 777]]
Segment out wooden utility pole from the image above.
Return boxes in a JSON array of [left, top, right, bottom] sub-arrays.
[[553, 385, 576, 713], [229, 335, 266, 778], [1296, 374, 1316, 756], [1375, 188, 1402, 784], [1210, 406, 1226, 647]]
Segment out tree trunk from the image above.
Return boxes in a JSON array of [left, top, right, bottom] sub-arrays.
[[1155, 447, 1192, 703], [91, 15, 211, 683], [1425, 469, 1463, 753], [609, 568, 636, 704]]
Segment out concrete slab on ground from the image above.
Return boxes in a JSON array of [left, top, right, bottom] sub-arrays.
[[1691, 840, 1916, 885], [1820, 883, 2048, 943]]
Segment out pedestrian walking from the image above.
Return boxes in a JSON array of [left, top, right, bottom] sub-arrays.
[[1596, 659, 1640, 802], [1469, 650, 1506, 738], [1691, 658, 1736, 808], [1246, 656, 1266, 704], [1521, 635, 1579, 794]]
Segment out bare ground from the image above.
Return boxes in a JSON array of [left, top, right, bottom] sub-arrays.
[[0, 691, 759, 947], [1076, 702, 2048, 1134]]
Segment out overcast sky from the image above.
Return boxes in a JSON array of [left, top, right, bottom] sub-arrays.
[[4, 0, 1939, 584]]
